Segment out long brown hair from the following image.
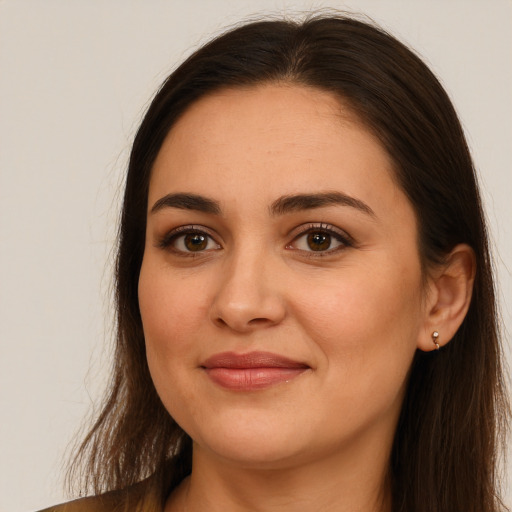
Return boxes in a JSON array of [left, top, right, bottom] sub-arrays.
[[68, 14, 510, 511]]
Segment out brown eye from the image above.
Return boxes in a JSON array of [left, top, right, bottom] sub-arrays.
[[162, 229, 220, 254], [288, 225, 351, 254], [184, 233, 208, 251], [307, 232, 332, 251]]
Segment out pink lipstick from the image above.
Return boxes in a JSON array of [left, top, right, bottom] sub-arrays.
[[201, 351, 309, 391]]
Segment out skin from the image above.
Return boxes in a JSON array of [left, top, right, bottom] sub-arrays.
[[138, 84, 474, 512]]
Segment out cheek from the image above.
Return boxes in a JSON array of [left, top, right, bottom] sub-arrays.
[[292, 257, 424, 388], [138, 261, 210, 421], [138, 261, 208, 368], [299, 269, 421, 335]]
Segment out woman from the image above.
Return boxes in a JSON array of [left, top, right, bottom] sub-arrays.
[[41, 14, 509, 512]]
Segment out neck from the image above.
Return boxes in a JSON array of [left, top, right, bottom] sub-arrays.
[[167, 432, 393, 512]]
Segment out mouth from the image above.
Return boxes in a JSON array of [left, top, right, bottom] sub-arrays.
[[200, 351, 310, 391]]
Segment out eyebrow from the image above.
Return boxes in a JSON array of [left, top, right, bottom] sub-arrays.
[[150, 191, 375, 218], [270, 192, 375, 217], [150, 193, 221, 215]]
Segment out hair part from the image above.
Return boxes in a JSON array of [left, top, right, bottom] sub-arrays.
[[68, 13, 510, 512]]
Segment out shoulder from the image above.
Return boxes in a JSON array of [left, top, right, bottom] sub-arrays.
[[36, 492, 123, 512], [35, 478, 160, 512]]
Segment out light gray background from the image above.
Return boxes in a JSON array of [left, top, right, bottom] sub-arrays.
[[1, 1, 510, 511]]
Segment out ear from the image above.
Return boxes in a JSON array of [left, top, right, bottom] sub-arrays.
[[417, 244, 476, 352]]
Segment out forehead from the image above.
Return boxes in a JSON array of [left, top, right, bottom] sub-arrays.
[[149, 84, 404, 216], [158, 84, 365, 166]]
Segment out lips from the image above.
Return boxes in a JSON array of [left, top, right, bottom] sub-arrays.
[[201, 351, 310, 391]]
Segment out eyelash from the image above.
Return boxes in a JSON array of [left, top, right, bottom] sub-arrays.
[[157, 225, 220, 257], [157, 223, 354, 257], [287, 223, 354, 256]]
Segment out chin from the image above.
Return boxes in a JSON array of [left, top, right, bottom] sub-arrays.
[[188, 414, 315, 468], [195, 435, 309, 470]]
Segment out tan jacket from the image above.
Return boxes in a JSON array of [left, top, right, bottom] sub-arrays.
[[36, 478, 164, 512]]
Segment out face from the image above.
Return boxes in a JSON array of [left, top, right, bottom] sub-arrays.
[[138, 84, 427, 470]]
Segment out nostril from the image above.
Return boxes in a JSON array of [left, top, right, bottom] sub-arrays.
[[215, 317, 228, 327], [210, 290, 286, 331], [248, 317, 272, 325], [212, 314, 277, 332]]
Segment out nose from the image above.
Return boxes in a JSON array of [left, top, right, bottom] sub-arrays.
[[209, 249, 286, 333]]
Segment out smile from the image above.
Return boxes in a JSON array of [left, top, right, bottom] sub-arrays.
[[201, 351, 310, 391]]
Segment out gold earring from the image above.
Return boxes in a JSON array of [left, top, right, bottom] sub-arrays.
[[432, 331, 440, 350]]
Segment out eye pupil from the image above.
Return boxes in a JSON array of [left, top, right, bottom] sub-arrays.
[[184, 233, 207, 251], [307, 232, 331, 251]]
